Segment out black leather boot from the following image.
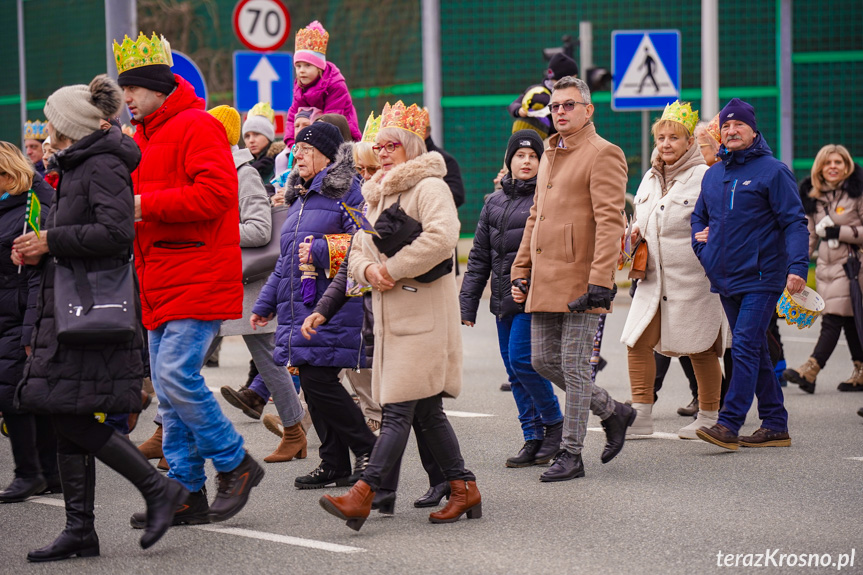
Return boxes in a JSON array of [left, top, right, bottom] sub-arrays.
[[600, 401, 636, 464], [413, 481, 450, 508], [533, 422, 563, 464], [505, 439, 542, 468], [95, 431, 188, 549], [27, 454, 100, 562]]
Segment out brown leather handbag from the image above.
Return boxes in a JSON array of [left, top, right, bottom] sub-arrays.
[[628, 239, 648, 280]]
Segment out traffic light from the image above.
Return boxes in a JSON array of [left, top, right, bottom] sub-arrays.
[[584, 67, 612, 92], [542, 35, 574, 60]]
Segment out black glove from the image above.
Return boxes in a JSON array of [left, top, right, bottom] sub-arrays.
[[512, 278, 530, 294], [568, 284, 618, 312], [824, 226, 841, 240]]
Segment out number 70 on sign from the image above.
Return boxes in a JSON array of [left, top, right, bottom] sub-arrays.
[[233, 0, 291, 52]]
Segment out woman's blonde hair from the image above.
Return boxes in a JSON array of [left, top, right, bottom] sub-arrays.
[[376, 127, 427, 161], [352, 141, 380, 171], [0, 141, 34, 195], [651, 118, 691, 142], [810, 144, 855, 198]]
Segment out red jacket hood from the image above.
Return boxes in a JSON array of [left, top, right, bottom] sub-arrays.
[[132, 75, 204, 140]]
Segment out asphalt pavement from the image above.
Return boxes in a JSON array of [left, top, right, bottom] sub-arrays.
[[1, 292, 862, 575]]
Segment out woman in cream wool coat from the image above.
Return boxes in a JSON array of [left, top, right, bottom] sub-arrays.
[[321, 110, 481, 532], [621, 102, 726, 439]]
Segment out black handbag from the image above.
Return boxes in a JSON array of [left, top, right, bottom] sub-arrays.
[[53, 257, 137, 344], [242, 204, 288, 284]]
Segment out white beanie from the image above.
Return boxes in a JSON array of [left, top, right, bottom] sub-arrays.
[[242, 114, 275, 143], [44, 75, 122, 142]]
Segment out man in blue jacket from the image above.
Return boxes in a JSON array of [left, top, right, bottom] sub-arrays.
[[691, 98, 809, 451]]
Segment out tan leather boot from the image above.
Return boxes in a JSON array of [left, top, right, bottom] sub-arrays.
[[429, 480, 482, 524], [138, 425, 163, 460], [263, 423, 307, 463], [319, 480, 374, 531], [838, 360, 863, 391], [784, 357, 820, 393]]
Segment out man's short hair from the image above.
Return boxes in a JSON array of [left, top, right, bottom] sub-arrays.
[[552, 76, 591, 105]]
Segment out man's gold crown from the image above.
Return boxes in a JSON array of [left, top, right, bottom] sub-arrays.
[[380, 101, 429, 139], [112, 32, 173, 74], [24, 120, 48, 141], [660, 100, 699, 135]]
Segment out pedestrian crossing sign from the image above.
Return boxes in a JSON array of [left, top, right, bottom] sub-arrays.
[[611, 30, 681, 111]]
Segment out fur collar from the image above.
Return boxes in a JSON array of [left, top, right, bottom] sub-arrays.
[[362, 152, 446, 204], [799, 163, 863, 215], [267, 140, 286, 158], [284, 142, 357, 204]]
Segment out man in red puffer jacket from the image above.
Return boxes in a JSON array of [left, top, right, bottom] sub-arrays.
[[114, 32, 263, 528]]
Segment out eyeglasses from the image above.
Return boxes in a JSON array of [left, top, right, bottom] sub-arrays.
[[549, 101, 588, 113], [294, 144, 315, 156], [372, 142, 402, 155], [356, 165, 379, 176]]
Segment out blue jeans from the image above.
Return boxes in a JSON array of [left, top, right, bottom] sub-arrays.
[[719, 292, 788, 435], [497, 313, 563, 441], [150, 319, 246, 491]]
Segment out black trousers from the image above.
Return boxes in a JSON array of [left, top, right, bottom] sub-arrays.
[[51, 414, 113, 455], [812, 313, 863, 367], [3, 413, 58, 480], [653, 353, 698, 402], [299, 365, 376, 474], [362, 395, 474, 493]]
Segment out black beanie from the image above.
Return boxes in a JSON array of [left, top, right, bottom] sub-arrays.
[[117, 65, 177, 95], [548, 53, 579, 80], [506, 130, 544, 173], [296, 122, 343, 162]]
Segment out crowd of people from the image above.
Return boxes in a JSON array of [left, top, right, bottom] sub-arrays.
[[0, 21, 861, 562]]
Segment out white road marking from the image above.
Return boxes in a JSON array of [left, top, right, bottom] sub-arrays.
[[444, 410, 494, 418], [783, 336, 846, 346], [193, 525, 365, 553], [588, 427, 682, 440], [30, 496, 65, 507], [844, 457, 863, 462]]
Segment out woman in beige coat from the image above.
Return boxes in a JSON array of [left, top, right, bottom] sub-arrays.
[[621, 102, 725, 439], [784, 145, 863, 393], [319, 102, 480, 531]]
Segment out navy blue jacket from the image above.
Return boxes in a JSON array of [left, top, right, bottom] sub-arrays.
[[691, 135, 809, 297], [0, 172, 53, 412], [460, 175, 536, 322], [253, 143, 365, 368]]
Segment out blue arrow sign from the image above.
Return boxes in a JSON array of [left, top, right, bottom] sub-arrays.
[[171, 51, 208, 105], [234, 51, 294, 112], [612, 30, 681, 111]]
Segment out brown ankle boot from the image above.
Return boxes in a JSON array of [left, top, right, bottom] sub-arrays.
[[429, 480, 482, 524], [319, 480, 374, 531], [138, 425, 163, 460], [263, 423, 307, 463], [838, 360, 863, 391]]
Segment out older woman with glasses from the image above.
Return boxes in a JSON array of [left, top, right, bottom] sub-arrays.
[[251, 122, 376, 489], [320, 101, 481, 531]]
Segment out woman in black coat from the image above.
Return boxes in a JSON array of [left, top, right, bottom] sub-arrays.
[[11, 75, 187, 563], [459, 130, 564, 468], [0, 142, 58, 502]]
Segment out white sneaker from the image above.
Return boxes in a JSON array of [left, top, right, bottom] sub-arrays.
[[678, 409, 719, 439], [627, 403, 654, 436]]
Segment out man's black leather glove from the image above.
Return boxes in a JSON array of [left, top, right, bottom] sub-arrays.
[[824, 226, 841, 240], [568, 284, 617, 312]]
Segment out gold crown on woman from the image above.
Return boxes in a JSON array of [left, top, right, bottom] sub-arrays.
[[380, 101, 429, 138], [361, 112, 381, 143], [24, 120, 48, 141], [112, 32, 173, 74], [660, 100, 699, 134]]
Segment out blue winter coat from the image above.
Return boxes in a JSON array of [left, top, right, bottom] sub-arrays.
[[252, 143, 365, 368], [691, 135, 809, 297], [0, 172, 53, 413], [460, 175, 536, 322]]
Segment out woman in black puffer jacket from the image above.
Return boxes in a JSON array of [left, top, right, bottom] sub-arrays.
[[459, 130, 564, 469], [12, 75, 187, 563], [0, 142, 57, 502]]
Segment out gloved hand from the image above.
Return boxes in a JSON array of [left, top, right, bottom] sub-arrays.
[[568, 284, 618, 312], [824, 226, 841, 240], [815, 215, 836, 238]]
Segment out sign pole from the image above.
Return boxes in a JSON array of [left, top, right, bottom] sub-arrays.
[[17, 0, 26, 149], [421, 0, 443, 146], [641, 110, 650, 174]]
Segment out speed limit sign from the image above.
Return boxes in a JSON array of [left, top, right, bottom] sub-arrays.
[[233, 0, 291, 52]]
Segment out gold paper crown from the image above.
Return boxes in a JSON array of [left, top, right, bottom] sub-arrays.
[[380, 101, 429, 139], [112, 32, 173, 75], [295, 21, 329, 56], [24, 120, 48, 141], [361, 112, 381, 143], [660, 100, 699, 135], [248, 102, 275, 124], [706, 113, 721, 144]]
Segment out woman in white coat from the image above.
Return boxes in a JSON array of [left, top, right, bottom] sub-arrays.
[[621, 101, 725, 439]]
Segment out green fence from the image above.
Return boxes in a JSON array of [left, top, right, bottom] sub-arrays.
[[2, 0, 861, 236]]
